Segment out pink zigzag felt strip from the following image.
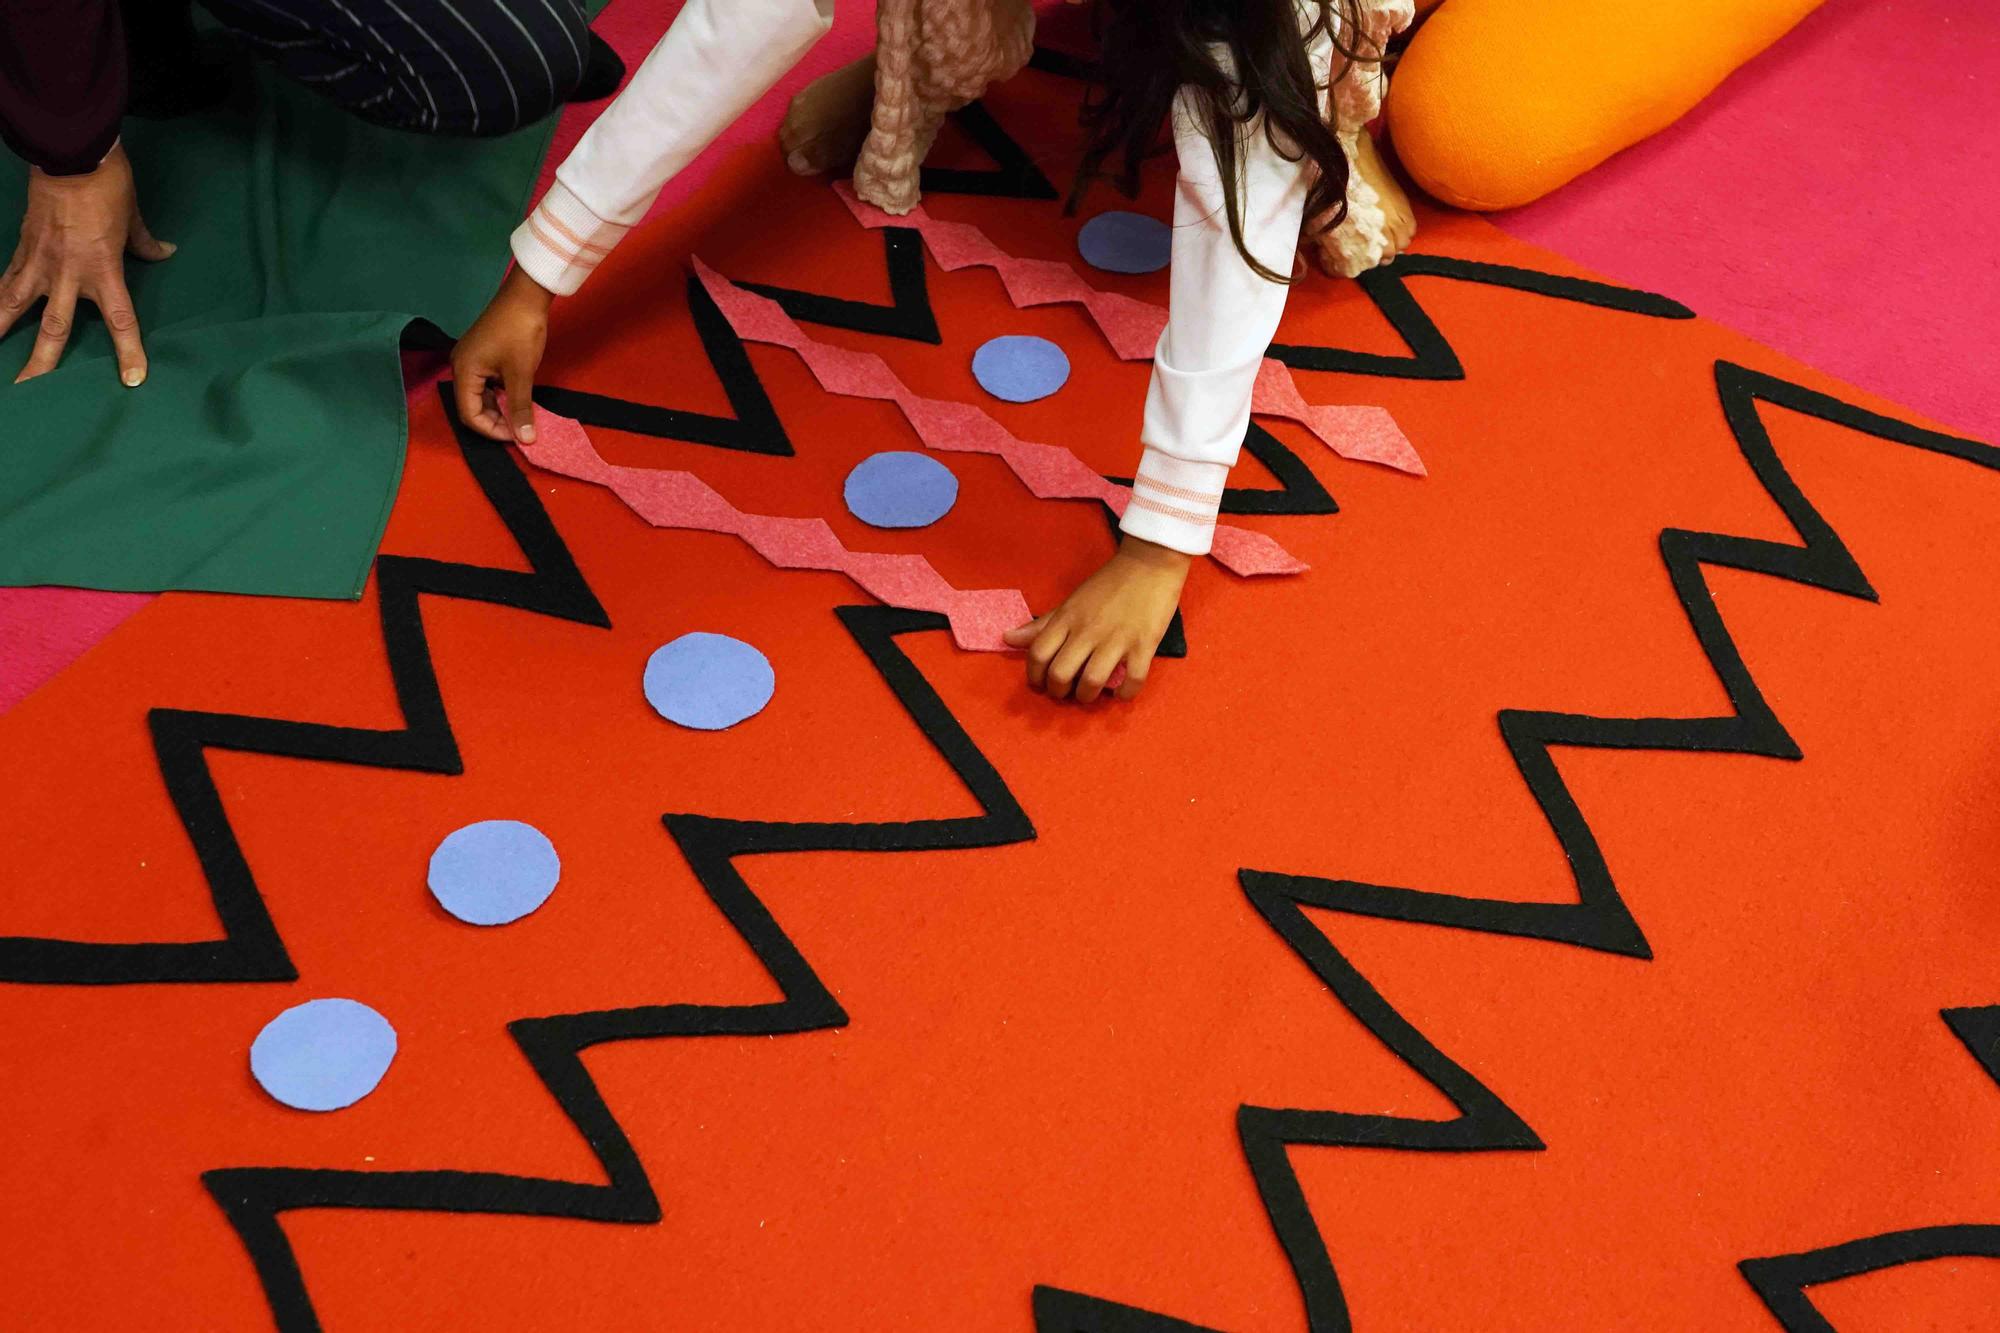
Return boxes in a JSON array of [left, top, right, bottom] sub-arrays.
[[833, 180, 1425, 477], [690, 258, 1307, 578], [515, 403, 1032, 651]]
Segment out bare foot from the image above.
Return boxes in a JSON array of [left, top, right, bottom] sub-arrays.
[[781, 55, 878, 177], [1304, 130, 1418, 278], [1354, 131, 1417, 255]]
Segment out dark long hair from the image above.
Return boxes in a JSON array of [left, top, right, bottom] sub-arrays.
[[1072, 0, 1376, 282]]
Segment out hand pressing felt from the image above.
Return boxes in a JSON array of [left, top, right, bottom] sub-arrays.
[[2, 143, 175, 387], [1005, 536, 1190, 703], [451, 266, 554, 444]]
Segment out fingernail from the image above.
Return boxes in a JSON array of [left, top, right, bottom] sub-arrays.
[[517, 423, 536, 443], [123, 368, 144, 387], [161, 241, 178, 256]]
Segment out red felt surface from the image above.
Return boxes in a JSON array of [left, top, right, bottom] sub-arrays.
[[4, 74, 1999, 1331]]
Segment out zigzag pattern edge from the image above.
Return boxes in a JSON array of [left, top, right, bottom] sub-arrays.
[[1033, 366, 2000, 1331]]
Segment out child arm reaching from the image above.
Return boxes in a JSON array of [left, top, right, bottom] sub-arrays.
[[452, 0, 837, 444], [1010, 0, 1408, 703], [1003, 61, 1324, 702]]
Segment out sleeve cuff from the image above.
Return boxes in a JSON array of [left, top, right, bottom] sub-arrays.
[[1119, 448, 1230, 556], [509, 179, 632, 297]]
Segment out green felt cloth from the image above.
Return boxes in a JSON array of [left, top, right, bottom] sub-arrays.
[[0, 40, 563, 598]]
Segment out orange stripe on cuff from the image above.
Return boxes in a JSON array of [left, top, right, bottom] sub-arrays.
[[1133, 473, 1225, 505], [1127, 492, 1214, 527], [525, 215, 593, 270], [536, 207, 615, 255]]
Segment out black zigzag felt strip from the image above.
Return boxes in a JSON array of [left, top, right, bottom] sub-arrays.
[[534, 274, 792, 455], [1741, 1225, 2000, 1333], [1104, 424, 1338, 518], [0, 396, 607, 986], [204, 602, 1032, 1331], [921, 100, 1061, 202], [1034, 366, 2000, 1331], [1271, 252, 1694, 381], [743, 227, 942, 345], [1734, 1006, 2000, 1332]]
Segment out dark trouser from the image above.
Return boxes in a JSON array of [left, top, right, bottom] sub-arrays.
[[189, 0, 596, 137]]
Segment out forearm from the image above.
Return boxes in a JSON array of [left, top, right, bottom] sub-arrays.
[[511, 0, 836, 296], [1119, 91, 1315, 556]]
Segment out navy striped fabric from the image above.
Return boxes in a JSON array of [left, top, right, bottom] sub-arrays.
[[203, 0, 594, 136]]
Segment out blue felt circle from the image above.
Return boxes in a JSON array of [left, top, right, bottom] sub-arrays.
[[428, 819, 561, 926], [971, 335, 1070, 403], [250, 998, 398, 1113], [644, 632, 775, 730], [843, 451, 959, 529], [1078, 210, 1173, 274]]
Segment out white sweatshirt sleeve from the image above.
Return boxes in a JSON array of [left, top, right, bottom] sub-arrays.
[[1117, 89, 1317, 556], [1120, 11, 1399, 557], [510, 0, 837, 296]]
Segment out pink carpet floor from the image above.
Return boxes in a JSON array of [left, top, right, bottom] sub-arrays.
[[1, 0, 1990, 713]]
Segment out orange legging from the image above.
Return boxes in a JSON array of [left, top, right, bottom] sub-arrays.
[[1387, 0, 1826, 211]]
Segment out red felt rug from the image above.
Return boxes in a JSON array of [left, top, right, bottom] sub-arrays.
[[5, 72, 1998, 1331]]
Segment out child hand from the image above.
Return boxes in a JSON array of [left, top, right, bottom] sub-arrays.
[[450, 267, 554, 444], [1004, 536, 1191, 703]]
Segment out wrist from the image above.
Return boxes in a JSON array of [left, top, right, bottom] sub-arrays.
[[499, 264, 556, 313], [1116, 534, 1194, 574]]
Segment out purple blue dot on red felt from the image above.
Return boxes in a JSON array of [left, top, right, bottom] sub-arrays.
[[250, 998, 398, 1112], [644, 632, 775, 730], [1078, 210, 1173, 274], [971, 335, 1070, 403], [844, 451, 959, 528], [427, 819, 561, 926]]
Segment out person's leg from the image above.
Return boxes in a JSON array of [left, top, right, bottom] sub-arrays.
[[198, 0, 621, 136], [785, 0, 1035, 213]]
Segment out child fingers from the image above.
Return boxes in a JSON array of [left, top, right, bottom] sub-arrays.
[[1046, 634, 1096, 701], [1024, 620, 1067, 692], [450, 370, 508, 442], [502, 367, 538, 444], [1074, 641, 1128, 704], [1115, 649, 1153, 701], [1002, 615, 1046, 649]]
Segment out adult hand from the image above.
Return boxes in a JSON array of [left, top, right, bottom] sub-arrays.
[[1004, 535, 1191, 703], [2, 142, 175, 386], [451, 266, 555, 443]]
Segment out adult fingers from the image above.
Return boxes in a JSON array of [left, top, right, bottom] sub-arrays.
[[0, 260, 42, 343], [1024, 619, 1068, 693], [93, 265, 148, 387], [126, 212, 176, 264], [14, 278, 78, 382]]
